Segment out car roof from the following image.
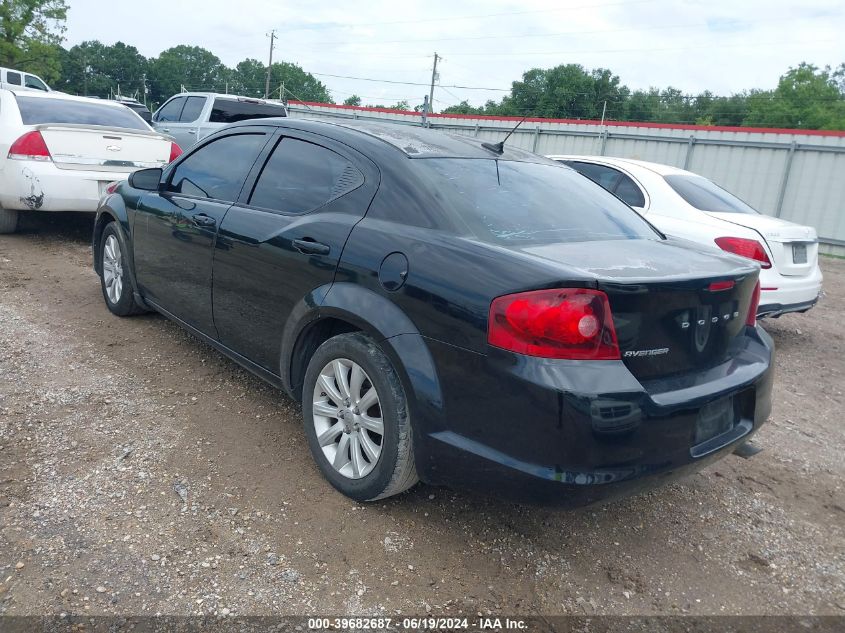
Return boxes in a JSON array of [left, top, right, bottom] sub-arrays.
[[5, 89, 130, 109], [548, 154, 692, 177], [171, 92, 281, 104], [242, 117, 554, 162]]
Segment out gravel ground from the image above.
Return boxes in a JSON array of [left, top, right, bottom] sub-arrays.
[[0, 212, 843, 618]]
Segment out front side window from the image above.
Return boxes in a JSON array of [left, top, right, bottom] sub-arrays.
[[6, 71, 22, 86], [180, 96, 206, 123], [168, 133, 268, 202], [664, 174, 758, 214], [24, 75, 48, 91], [415, 159, 659, 245], [249, 138, 363, 214], [155, 97, 186, 122], [210, 98, 287, 124], [16, 96, 148, 130]]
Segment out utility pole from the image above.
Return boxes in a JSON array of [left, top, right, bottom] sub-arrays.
[[424, 52, 439, 127], [264, 29, 276, 99]]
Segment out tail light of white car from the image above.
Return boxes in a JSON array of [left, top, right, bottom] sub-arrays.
[[8, 131, 52, 161], [169, 142, 183, 163], [714, 237, 772, 269]]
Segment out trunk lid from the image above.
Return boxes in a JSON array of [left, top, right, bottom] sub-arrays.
[[38, 125, 171, 172], [520, 238, 759, 381], [709, 212, 818, 276]]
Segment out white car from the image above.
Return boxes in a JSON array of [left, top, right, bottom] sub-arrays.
[[549, 155, 822, 317], [0, 89, 182, 233]]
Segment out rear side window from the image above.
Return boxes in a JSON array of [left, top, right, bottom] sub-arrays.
[[567, 161, 645, 208], [567, 161, 622, 190], [15, 96, 148, 130], [180, 96, 206, 122], [665, 174, 758, 214], [249, 138, 363, 214], [415, 159, 659, 245], [155, 97, 186, 122], [210, 98, 287, 124], [168, 133, 268, 202], [6, 71, 21, 85], [614, 175, 646, 207]]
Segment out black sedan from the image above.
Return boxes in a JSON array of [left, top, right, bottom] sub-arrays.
[[92, 119, 773, 505]]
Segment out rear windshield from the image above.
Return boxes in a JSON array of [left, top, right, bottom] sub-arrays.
[[665, 174, 758, 214], [15, 96, 149, 131], [209, 98, 287, 124], [415, 159, 660, 245]]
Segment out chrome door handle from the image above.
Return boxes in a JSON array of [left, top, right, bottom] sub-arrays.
[[192, 213, 216, 228]]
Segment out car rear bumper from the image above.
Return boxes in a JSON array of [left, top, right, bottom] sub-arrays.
[[414, 327, 774, 506], [758, 264, 822, 317], [0, 161, 133, 212]]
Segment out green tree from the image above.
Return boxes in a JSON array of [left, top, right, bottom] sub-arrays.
[[267, 60, 330, 102], [228, 58, 266, 98], [0, 0, 67, 82], [508, 64, 628, 119], [57, 40, 148, 98], [342, 94, 362, 106], [148, 45, 227, 103], [744, 63, 845, 130]]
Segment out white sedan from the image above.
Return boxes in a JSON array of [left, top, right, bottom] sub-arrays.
[[0, 89, 182, 233], [549, 155, 823, 318]]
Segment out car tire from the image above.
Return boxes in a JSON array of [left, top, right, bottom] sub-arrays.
[[99, 222, 145, 317], [0, 208, 18, 234], [302, 332, 418, 501]]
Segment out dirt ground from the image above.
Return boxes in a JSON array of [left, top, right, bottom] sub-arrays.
[[0, 212, 843, 618]]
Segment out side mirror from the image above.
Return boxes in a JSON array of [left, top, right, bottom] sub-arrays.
[[129, 168, 163, 191]]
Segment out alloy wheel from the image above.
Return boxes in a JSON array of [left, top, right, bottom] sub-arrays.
[[311, 358, 384, 479], [102, 234, 123, 304]]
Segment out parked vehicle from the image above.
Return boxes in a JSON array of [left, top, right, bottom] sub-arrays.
[[0, 89, 181, 233], [0, 67, 51, 92], [550, 155, 822, 317], [152, 92, 287, 149], [115, 96, 152, 123], [92, 120, 772, 504]]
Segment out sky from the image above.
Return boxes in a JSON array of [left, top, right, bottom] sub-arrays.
[[62, 0, 844, 110]]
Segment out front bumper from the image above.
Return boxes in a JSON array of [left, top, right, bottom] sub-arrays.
[[414, 327, 774, 506]]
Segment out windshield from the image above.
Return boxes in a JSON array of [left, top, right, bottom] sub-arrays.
[[665, 174, 759, 214], [415, 159, 661, 245], [16, 96, 149, 131]]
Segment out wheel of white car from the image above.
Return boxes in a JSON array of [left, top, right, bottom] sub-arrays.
[[0, 208, 18, 234], [302, 332, 419, 501], [99, 222, 145, 316]]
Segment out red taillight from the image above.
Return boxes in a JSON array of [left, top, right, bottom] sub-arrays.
[[105, 181, 120, 195], [708, 280, 735, 292], [488, 288, 620, 360], [8, 131, 51, 161], [746, 280, 761, 327], [715, 237, 772, 269], [168, 142, 183, 163]]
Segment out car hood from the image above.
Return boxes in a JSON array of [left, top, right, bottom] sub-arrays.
[[707, 212, 817, 243]]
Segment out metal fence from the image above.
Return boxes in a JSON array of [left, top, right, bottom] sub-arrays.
[[287, 103, 845, 256]]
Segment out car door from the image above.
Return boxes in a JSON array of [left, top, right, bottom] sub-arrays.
[[162, 96, 206, 149], [211, 131, 379, 372], [152, 96, 186, 137], [133, 127, 275, 337]]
